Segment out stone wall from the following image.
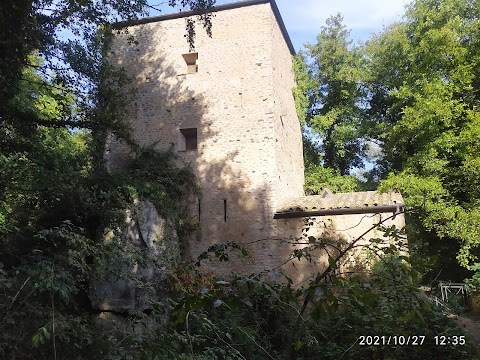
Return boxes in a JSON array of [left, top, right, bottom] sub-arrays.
[[270, 8, 305, 209], [276, 211, 406, 284]]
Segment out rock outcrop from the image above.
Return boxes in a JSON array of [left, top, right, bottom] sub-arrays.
[[90, 200, 179, 312]]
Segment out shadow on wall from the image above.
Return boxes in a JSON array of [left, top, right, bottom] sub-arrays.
[[105, 21, 329, 286], [104, 25, 210, 170]]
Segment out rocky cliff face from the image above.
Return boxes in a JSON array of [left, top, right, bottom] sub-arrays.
[[90, 200, 179, 312]]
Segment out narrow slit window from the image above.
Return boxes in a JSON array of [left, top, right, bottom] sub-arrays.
[[198, 198, 201, 220], [223, 199, 227, 222], [182, 52, 198, 73]]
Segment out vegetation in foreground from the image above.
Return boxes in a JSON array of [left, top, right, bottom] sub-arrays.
[[2, 216, 480, 359]]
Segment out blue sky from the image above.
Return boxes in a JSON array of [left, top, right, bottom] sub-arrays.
[[150, 0, 410, 51]]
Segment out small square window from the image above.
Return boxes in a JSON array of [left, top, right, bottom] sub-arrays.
[[182, 52, 198, 73], [179, 128, 197, 151]]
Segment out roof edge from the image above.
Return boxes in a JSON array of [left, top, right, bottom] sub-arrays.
[[268, 0, 295, 54], [273, 204, 405, 219], [112, 0, 295, 54]]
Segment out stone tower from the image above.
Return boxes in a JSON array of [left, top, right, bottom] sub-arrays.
[[107, 0, 306, 275]]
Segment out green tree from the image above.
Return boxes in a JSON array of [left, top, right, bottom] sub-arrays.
[[304, 165, 362, 194], [0, 71, 198, 357], [366, 0, 480, 276], [0, 1, 213, 357], [295, 14, 365, 176], [0, 0, 215, 150]]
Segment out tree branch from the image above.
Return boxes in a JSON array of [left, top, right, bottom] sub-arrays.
[[284, 208, 406, 358]]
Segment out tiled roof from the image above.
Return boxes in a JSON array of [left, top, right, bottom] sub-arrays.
[[274, 189, 405, 219]]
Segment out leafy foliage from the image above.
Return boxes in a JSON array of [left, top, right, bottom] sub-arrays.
[[294, 14, 366, 176], [365, 0, 480, 275], [297, 0, 480, 283], [1, 2, 207, 357], [305, 165, 362, 194], [0, 135, 197, 357], [118, 227, 478, 360]]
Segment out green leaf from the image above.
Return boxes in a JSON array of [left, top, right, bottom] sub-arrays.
[[294, 339, 303, 351], [32, 327, 50, 347], [328, 256, 338, 269]]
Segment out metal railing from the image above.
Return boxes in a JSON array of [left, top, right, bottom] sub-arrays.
[[439, 283, 468, 302]]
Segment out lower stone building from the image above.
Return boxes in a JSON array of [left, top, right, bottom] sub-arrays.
[[275, 189, 406, 283]]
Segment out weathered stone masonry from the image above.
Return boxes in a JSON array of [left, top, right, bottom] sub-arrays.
[[107, 0, 305, 275], [107, 0, 405, 283]]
